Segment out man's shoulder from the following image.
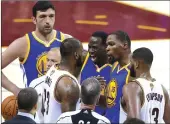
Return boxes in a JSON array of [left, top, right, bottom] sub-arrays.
[[57, 110, 81, 120], [2, 115, 35, 124], [29, 75, 46, 88], [91, 111, 111, 124]]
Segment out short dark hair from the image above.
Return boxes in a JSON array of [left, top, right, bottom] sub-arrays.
[[32, 1, 55, 17], [92, 31, 108, 45], [132, 47, 153, 65], [17, 87, 38, 112], [123, 118, 145, 124], [60, 38, 81, 58], [81, 77, 101, 105], [110, 30, 131, 48]]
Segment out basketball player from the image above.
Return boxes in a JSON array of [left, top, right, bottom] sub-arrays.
[[29, 47, 61, 123], [80, 31, 112, 115], [57, 77, 110, 124], [42, 38, 84, 123], [105, 30, 131, 123], [119, 47, 170, 123], [2, 1, 72, 95]]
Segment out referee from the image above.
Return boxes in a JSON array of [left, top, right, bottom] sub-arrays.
[[56, 77, 110, 124]]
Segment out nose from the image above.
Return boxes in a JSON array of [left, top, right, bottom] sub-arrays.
[[45, 17, 50, 24], [106, 45, 110, 52], [47, 61, 52, 68], [88, 47, 95, 54]]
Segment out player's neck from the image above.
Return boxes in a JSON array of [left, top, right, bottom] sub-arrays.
[[81, 103, 95, 110], [139, 71, 153, 81], [34, 29, 55, 43], [119, 53, 130, 67], [96, 58, 108, 68], [18, 109, 32, 114], [59, 61, 79, 78]]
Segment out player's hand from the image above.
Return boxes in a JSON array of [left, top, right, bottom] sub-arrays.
[[94, 75, 106, 88]]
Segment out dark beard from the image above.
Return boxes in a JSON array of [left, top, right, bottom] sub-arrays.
[[76, 56, 83, 67], [130, 64, 136, 77]]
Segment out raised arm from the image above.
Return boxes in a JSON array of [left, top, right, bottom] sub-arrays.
[[162, 85, 170, 124], [122, 82, 142, 119], [55, 76, 80, 113], [2, 36, 28, 95]]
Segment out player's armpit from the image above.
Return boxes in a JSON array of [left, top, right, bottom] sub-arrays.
[[55, 76, 80, 113], [122, 82, 142, 119], [162, 85, 170, 124], [2, 36, 27, 69]]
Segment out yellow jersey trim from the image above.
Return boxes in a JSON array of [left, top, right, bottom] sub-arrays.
[[117, 63, 131, 73], [60, 32, 65, 42], [81, 53, 89, 72], [20, 34, 30, 64], [96, 64, 112, 72], [32, 30, 57, 47], [125, 66, 130, 84], [111, 61, 119, 72]]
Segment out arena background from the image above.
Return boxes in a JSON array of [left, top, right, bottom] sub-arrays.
[[1, 1, 170, 121]]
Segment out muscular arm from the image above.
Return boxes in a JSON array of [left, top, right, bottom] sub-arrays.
[[162, 85, 170, 124], [2, 36, 27, 95], [122, 82, 142, 119], [55, 76, 80, 113]]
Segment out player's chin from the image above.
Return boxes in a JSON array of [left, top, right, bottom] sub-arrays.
[[91, 57, 97, 63], [43, 28, 52, 34]]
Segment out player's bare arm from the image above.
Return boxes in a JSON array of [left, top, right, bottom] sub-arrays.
[[55, 76, 80, 113], [122, 82, 143, 119], [162, 85, 170, 124], [2, 36, 28, 95], [63, 33, 73, 39]]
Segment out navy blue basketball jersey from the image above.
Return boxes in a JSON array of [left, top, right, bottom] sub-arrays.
[[80, 53, 112, 115], [20, 30, 65, 87], [105, 61, 131, 123]]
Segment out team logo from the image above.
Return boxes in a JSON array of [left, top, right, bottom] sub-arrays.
[[106, 79, 118, 108], [36, 52, 47, 77]]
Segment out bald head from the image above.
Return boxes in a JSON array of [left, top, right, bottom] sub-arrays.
[[81, 77, 101, 105], [47, 47, 61, 71]]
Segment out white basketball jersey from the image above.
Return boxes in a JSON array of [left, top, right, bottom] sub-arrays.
[[119, 78, 165, 123], [29, 75, 46, 123], [42, 66, 81, 123]]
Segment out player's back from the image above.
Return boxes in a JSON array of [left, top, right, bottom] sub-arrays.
[[42, 65, 80, 123], [20, 30, 64, 87], [137, 78, 165, 123], [120, 78, 165, 123], [29, 75, 46, 123]]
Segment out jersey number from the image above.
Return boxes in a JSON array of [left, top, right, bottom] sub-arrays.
[[152, 108, 159, 124], [41, 89, 50, 116]]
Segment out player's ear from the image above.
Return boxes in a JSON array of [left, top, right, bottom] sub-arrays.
[[135, 60, 139, 69], [32, 16, 36, 25], [122, 42, 128, 50], [74, 52, 79, 60], [34, 103, 38, 111]]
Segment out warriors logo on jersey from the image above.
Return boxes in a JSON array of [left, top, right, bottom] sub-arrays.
[[36, 52, 48, 77], [106, 79, 118, 108]]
